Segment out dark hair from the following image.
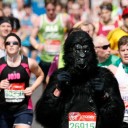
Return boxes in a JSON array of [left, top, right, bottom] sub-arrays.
[[2, 3, 11, 8], [100, 2, 113, 11], [0, 16, 13, 29], [4, 33, 21, 46], [118, 36, 128, 49], [45, 0, 57, 7], [23, 3, 31, 8], [10, 17, 21, 31]]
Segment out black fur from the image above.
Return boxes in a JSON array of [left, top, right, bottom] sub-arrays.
[[35, 31, 125, 128]]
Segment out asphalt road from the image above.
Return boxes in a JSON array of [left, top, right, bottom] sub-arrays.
[[31, 84, 44, 128]]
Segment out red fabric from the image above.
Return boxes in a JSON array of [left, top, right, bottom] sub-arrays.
[[97, 20, 118, 36]]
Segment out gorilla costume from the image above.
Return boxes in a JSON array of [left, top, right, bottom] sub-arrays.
[[35, 30, 125, 128]]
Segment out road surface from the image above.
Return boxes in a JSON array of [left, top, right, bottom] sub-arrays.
[[32, 84, 44, 128]]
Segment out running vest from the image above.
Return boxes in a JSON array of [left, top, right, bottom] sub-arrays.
[[0, 56, 32, 113], [97, 21, 118, 36], [115, 62, 128, 123], [38, 14, 65, 62]]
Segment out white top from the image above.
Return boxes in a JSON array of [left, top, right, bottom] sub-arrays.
[[115, 62, 128, 123]]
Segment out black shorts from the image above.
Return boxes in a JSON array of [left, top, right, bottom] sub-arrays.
[[0, 109, 33, 128]]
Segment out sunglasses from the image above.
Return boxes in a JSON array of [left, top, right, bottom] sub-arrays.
[[96, 44, 110, 50], [5, 41, 19, 46]]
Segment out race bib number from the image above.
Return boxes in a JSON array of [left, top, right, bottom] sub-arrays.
[[122, 95, 128, 123], [119, 85, 128, 123], [5, 83, 25, 103], [44, 40, 61, 55], [69, 112, 96, 128]]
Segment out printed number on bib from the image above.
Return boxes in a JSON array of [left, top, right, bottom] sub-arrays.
[[120, 85, 128, 123], [5, 83, 25, 103], [69, 112, 96, 128], [44, 40, 61, 55]]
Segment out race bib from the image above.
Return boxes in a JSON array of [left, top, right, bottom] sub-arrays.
[[69, 112, 96, 128], [102, 25, 115, 31], [119, 85, 128, 123], [5, 83, 25, 103], [44, 40, 61, 55]]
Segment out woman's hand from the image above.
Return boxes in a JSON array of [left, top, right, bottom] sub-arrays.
[[23, 87, 34, 96], [0, 79, 10, 89]]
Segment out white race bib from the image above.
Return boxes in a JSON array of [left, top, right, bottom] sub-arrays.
[[44, 40, 61, 55], [5, 83, 25, 103], [69, 112, 96, 128]]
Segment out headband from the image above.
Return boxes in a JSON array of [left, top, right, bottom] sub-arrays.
[[0, 17, 13, 27]]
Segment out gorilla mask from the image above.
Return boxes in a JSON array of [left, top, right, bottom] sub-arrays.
[[63, 30, 98, 74], [73, 43, 90, 69]]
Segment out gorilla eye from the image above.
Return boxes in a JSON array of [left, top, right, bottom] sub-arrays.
[[83, 45, 88, 49], [83, 45, 90, 52], [73, 44, 90, 53], [75, 44, 82, 50]]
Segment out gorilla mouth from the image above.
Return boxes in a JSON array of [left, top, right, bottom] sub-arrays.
[[75, 58, 87, 69]]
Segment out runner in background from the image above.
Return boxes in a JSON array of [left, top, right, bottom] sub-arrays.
[[95, 1, 118, 36], [12, 0, 25, 21], [90, 0, 119, 23], [2, 3, 13, 17], [0, 16, 13, 58], [108, 35, 128, 128], [2, 3, 21, 33], [107, 7, 128, 56], [17, 3, 38, 59], [68, 2, 88, 28], [30, 0, 70, 85], [93, 35, 119, 67]]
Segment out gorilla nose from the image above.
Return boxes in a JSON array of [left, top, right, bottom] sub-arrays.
[[79, 52, 85, 57]]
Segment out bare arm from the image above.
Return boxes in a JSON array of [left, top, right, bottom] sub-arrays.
[[30, 17, 44, 51], [94, 22, 99, 35], [24, 58, 44, 96], [62, 13, 72, 32]]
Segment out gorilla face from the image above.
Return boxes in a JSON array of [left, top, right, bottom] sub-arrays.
[[63, 30, 98, 75], [73, 43, 90, 69]]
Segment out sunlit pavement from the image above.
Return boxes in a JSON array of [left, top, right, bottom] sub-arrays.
[[32, 84, 44, 128], [29, 73, 44, 128]]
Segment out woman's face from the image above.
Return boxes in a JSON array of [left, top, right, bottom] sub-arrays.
[[119, 44, 128, 64], [5, 36, 20, 56]]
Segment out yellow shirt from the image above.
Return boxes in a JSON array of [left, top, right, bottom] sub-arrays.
[[107, 28, 128, 51]]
